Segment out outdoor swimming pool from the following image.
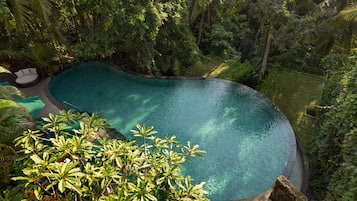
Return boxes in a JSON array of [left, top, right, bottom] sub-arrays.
[[49, 61, 297, 200]]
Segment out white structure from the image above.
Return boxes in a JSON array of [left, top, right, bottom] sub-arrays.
[[14, 68, 40, 87]]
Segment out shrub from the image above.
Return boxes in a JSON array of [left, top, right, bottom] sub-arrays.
[[202, 24, 239, 59], [0, 84, 33, 186], [310, 51, 357, 200], [12, 111, 208, 200], [217, 62, 258, 88]]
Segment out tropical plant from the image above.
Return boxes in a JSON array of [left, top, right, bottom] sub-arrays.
[[12, 110, 208, 200], [201, 23, 238, 59], [0, 0, 53, 32], [0, 78, 32, 185], [0, 70, 32, 147]]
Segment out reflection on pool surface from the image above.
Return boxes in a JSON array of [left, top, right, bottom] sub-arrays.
[[49, 62, 296, 200]]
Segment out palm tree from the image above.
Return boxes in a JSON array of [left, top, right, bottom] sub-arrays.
[[1, 0, 52, 32], [189, 0, 213, 46], [249, 0, 295, 77], [314, 2, 357, 53]]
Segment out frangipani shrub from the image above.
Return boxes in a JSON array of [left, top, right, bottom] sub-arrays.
[[12, 110, 208, 200]]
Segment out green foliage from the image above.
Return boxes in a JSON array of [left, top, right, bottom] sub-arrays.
[[0, 85, 24, 100], [0, 86, 31, 147], [0, 185, 23, 201], [330, 3, 357, 50], [0, 66, 10, 73], [24, 43, 56, 65], [56, 0, 198, 75], [217, 62, 258, 87], [320, 72, 344, 106], [198, 12, 250, 60], [12, 110, 208, 200], [152, 1, 200, 75], [325, 128, 357, 201], [0, 0, 353, 78], [0, 0, 13, 35], [0, 85, 32, 186], [310, 50, 357, 200], [257, 65, 279, 95], [319, 52, 354, 105], [202, 23, 238, 59]]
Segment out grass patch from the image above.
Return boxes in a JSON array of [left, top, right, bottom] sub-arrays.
[[259, 68, 325, 148], [185, 56, 226, 77], [186, 56, 258, 86]]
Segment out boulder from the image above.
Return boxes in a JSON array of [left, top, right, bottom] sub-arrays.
[[269, 175, 308, 201]]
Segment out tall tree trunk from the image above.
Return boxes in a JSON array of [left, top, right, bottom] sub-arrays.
[[260, 17, 274, 77], [196, 12, 205, 46], [255, 22, 264, 47]]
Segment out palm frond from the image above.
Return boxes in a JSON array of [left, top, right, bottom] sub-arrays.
[[0, 86, 25, 100], [189, 0, 212, 23], [31, 0, 53, 25], [333, 3, 357, 28], [9, 0, 31, 31], [0, 99, 31, 122], [0, 66, 11, 74]]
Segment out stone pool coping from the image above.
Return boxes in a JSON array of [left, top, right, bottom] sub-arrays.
[[45, 61, 309, 199]]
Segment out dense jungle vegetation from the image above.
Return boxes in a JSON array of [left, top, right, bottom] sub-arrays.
[[0, 0, 356, 200]]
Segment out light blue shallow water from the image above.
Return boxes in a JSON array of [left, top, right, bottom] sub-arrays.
[[49, 62, 296, 200]]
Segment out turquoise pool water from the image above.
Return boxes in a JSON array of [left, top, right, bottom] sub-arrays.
[[49, 62, 296, 200]]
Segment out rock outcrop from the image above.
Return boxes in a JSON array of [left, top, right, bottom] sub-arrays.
[[235, 175, 308, 201], [270, 175, 307, 201]]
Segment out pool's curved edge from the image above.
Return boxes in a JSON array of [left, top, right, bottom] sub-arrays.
[[295, 134, 310, 194], [44, 78, 66, 110], [47, 61, 307, 198]]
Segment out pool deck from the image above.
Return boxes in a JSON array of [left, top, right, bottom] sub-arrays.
[[19, 78, 60, 117]]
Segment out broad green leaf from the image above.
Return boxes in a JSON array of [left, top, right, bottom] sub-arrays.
[[58, 179, 65, 193], [45, 181, 58, 191], [11, 176, 30, 181], [22, 167, 39, 176], [64, 180, 83, 195], [0, 66, 10, 73], [30, 154, 43, 164], [34, 185, 42, 200], [145, 193, 157, 201]]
